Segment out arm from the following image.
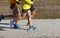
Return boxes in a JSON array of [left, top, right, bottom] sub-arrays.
[[16, 0, 20, 4]]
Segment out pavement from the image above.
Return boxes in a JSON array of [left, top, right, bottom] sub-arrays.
[[0, 19, 60, 38]]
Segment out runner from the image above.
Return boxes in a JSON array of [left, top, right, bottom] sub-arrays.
[[14, 0, 36, 30]]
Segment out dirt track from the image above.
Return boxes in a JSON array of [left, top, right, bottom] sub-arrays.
[[0, 19, 60, 38]]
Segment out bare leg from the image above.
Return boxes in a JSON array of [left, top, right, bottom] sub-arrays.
[[31, 10, 36, 18], [27, 10, 36, 25], [4, 15, 13, 18], [12, 6, 21, 24], [27, 10, 32, 26]]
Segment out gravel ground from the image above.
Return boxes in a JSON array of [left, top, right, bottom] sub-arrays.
[[0, 19, 60, 38]]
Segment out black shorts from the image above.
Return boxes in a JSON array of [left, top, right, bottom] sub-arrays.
[[10, 4, 16, 9], [10, 3, 18, 9], [22, 9, 30, 13], [30, 4, 35, 11]]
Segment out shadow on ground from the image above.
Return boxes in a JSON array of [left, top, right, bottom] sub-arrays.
[[0, 28, 6, 31], [0, 23, 9, 25]]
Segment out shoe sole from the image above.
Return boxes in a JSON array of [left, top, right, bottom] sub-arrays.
[[29, 27, 36, 30]]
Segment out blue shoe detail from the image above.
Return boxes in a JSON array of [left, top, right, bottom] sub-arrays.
[[10, 20, 14, 28], [14, 24, 21, 29], [29, 25, 36, 30], [14, 24, 18, 29], [0, 15, 4, 21]]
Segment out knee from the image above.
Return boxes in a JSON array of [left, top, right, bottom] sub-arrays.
[[32, 11, 36, 15], [28, 15, 31, 18], [33, 11, 36, 14]]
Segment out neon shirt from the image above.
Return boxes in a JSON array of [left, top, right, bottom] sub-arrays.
[[22, 0, 33, 9]]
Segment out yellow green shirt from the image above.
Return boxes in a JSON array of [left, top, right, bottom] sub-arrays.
[[22, 0, 33, 9]]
